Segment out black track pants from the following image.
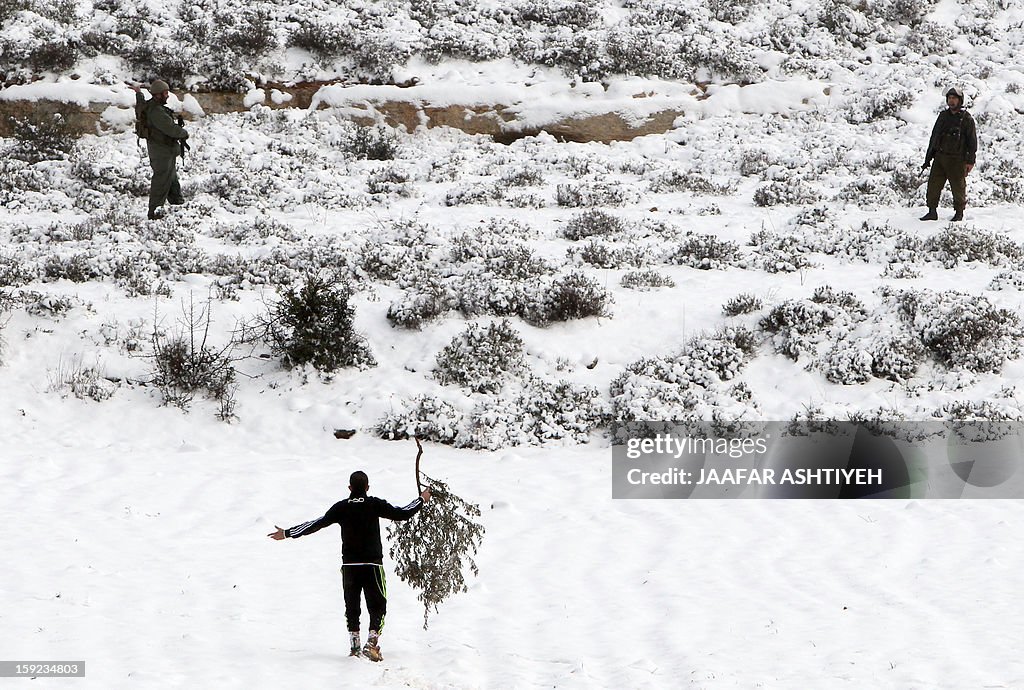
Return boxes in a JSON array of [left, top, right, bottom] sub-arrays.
[[342, 565, 387, 633]]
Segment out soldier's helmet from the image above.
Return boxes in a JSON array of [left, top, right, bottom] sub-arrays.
[[945, 86, 964, 104]]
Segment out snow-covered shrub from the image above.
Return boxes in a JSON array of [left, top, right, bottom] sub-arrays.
[[760, 299, 844, 361], [942, 398, 1022, 422], [375, 395, 463, 445], [707, 0, 759, 23], [922, 226, 1023, 268], [0, 157, 50, 203], [881, 262, 922, 279], [753, 179, 821, 207], [889, 166, 926, 203], [517, 1, 601, 29], [823, 343, 874, 384], [367, 166, 413, 197], [739, 149, 775, 177], [510, 377, 609, 443], [811, 285, 868, 320], [877, 0, 935, 24], [448, 237, 557, 321], [650, 170, 736, 195], [434, 320, 528, 394], [988, 271, 1024, 292], [48, 359, 117, 403], [387, 279, 452, 329], [719, 325, 759, 358], [343, 125, 401, 161], [444, 182, 499, 206], [723, 293, 763, 316], [0, 254, 36, 287], [0, 0, 31, 25], [893, 289, 1023, 373], [207, 217, 302, 245], [6, 107, 79, 163], [836, 176, 901, 207], [420, 11, 512, 63], [452, 273, 530, 320], [149, 245, 209, 278], [43, 253, 105, 282], [610, 330, 758, 424], [452, 238, 550, 279], [556, 182, 628, 207], [901, 19, 950, 54], [819, 0, 877, 47], [980, 158, 1024, 205], [287, 20, 347, 60], [498, 166, 544, 187], [868, 334, 926, 381], [378, 379, 607, 450], [563, 209, 628, 240], [526, 271, 612, 326], [463, 376, 610, 449], [844, 85, 915, 123], [151, 307, 237, 419], [205, 169, 284, 210], [345, 20, 417, 82], [749, 231, 815, 273], [359, 238, 433, 284], [113, 254, 166, 298], [620, 269, 675, 290], [22, 292, 78, 318], [668, 233, 742, 270], [262, 274, 375, 372], [572, 239, 650, 268], [207, 7, 277, 59]]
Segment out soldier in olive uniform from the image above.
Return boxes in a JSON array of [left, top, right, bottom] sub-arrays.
[[920, 86, 977, 222], [132, 80, 189, 220]]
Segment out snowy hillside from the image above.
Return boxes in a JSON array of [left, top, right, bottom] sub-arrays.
[[3, 1, 1024, 688]]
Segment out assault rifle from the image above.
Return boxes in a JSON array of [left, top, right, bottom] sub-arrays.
[[177, 114, 191, 161]]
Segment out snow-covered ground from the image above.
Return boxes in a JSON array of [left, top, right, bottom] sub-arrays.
[[5, 1, 1024, 688], [4, 410, 1023, 688]]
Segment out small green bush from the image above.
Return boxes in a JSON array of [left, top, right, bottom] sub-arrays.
[[266, 274, 375, 371]]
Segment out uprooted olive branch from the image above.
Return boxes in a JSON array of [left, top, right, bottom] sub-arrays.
[[387, 437, 486, 629]]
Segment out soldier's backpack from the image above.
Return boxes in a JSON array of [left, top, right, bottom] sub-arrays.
[[135, 97, 151, 140]]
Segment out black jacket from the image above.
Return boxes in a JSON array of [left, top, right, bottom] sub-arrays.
[[285, 492, 423, 564], [925, 108, 977, 165]]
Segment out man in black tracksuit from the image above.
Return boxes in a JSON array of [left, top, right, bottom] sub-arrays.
[[920, 86, 978, 222], [269, 472, 430, 661]]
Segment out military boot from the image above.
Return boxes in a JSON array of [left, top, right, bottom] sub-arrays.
[[919, 208, 938, 221], [951, 210, 964, 222]]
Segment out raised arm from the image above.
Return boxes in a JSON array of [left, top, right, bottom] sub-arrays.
[[375, 490, 430, 522]]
